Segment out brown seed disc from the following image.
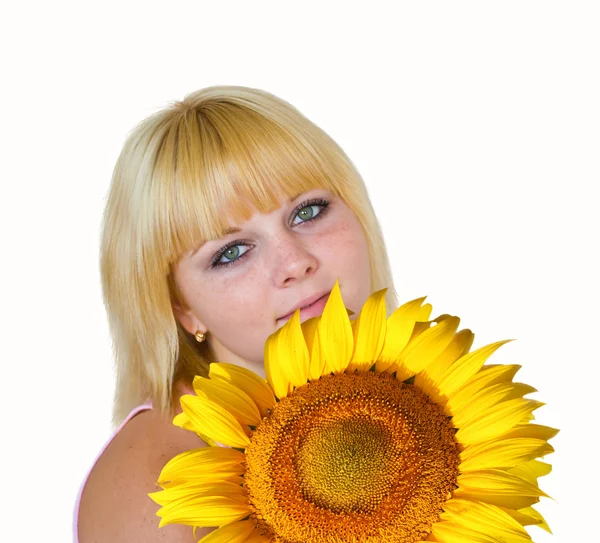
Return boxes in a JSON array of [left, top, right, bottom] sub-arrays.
[[244, 371, 460, 542]]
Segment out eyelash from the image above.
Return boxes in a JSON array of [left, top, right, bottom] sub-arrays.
[[210, 198, 330, 269]]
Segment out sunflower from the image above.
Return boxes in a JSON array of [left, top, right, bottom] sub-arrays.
[[150, 278, 556, 542]]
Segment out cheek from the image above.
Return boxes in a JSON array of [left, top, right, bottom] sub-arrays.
[[328, 217, 370, 270], [205, 270, 276, 330], [175, 264, 263, 328], [326, 217, 372, 303], [205, 280, 274, 359], [202, 280, 268, 323]]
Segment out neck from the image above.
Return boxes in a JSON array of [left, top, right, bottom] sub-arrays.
[[206, 339, 266, 380]]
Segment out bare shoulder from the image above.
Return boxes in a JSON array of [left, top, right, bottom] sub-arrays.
[[78, 408, 216, 542]]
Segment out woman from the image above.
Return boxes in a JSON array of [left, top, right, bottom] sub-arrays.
[[75, 85, 399, 542]]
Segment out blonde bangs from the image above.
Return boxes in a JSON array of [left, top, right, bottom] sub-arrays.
[[152, 103, 353, 268]]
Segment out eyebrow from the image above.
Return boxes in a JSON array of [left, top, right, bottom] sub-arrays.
[[192, 191, 308, 255]]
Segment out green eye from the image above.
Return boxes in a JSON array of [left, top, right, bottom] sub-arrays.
[[224, 246, 240, 260], [297, 206, 315, 220], [211, 198, 330, 269], [291, 198, 330, 227]]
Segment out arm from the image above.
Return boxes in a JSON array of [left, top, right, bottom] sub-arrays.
[[78, 409, 216, 542]]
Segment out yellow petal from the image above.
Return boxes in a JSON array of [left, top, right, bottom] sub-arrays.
[[172, 413, 223, 447], [454, 469, 548, 509], [315, 278, 353, 374], [446, 364, 522, 415], [264, 327, 290, 399], [451, 492, 541, 512], [520, 411, 536, 423], [300, 315, 319, 358], [243, 533, 272, 543], [176, 395, 251, 449], [197, 519, 256, 543], [407, 304, 437, 342], [347, 287, 387, 372], [500, 505, 552, 534], [196, 433, 221, 448], [172, 411, 194, 432], [499, 423, 559, 441], [459, 438, 554, 472], [156, 495, 251, 528], [417, 303, 432, 320], [438, 340, 514, 400], [456, 398, 544, 445], [409, 321, 431, 340], [431, 521, 503, 543], [194, 376, 262, 427], [271, 307, 310, 392], [304, 308, 355, 380], [376, 296, 429, 372], [156, 447, 245, 488], [394, 315, 460, 381], [414, 328, 474, 400], [308, 322, 327, 380], [149, 481, 246, 507], [441, 499, 532, 542], [457, 469, 548, 497], [300, 308, 355, 363], [450, 382, 538, 427], [209, 363, 276, 418], [508, 459, 552, 484]]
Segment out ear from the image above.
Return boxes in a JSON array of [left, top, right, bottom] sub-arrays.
[[172, 301, 207, 337]]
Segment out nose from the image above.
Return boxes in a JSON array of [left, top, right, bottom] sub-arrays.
[[269, 232, 319, 286]]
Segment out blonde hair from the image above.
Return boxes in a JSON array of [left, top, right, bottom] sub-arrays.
[[100, 85, 399, 425]]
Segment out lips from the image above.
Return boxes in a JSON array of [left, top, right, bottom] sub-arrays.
[[278, 290, 331, 322]]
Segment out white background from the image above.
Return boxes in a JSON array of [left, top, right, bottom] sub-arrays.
[[1, 2, 597, 541]]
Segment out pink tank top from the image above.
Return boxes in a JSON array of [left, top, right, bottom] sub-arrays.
[[72, 402, 153, 543]]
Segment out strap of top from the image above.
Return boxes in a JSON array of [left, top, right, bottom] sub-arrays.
[[72, 401, 153, 543]]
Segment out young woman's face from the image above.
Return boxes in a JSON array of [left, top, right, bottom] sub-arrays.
[[172, 187, 372, 378]]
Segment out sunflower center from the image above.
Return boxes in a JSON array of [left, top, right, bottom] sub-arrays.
[[296, 417, 395, 512], [244, 371, 460, 543]]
